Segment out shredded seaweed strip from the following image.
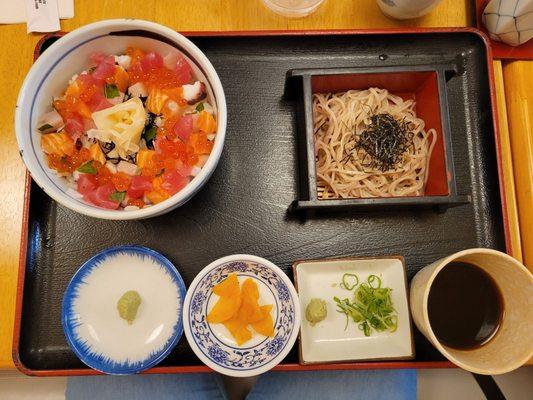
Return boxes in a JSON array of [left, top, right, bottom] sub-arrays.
[[334, 274, 398, 336], [351, 113, 415, 172]]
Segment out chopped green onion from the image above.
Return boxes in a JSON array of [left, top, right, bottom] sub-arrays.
[[195, 102, 204, 112], [104, 83, 120, 99], [109, 190, 126, 203], [368, 274, 382, 289], [340, 273, 359, 290], [358, 321, 371, 337], [77, 161, 97, 174], [38, 123, 53, 132], [333, 275, 397, 336]]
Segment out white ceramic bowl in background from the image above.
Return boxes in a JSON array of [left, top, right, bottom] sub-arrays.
[[377, 0, 444, 20], [183, 255, 301, 377], [15, 19, 227, 220]]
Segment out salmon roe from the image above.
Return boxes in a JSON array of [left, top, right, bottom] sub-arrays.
[[47, 148, 91, 173]]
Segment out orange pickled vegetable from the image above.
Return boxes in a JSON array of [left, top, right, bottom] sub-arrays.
[[65, 81, 82, 98], [207, 295, 242, 324], [207, 274, 243, 323], [74, 100, 92, 119], [238, 278, 263, 324], [251, 305, 275, 337], [213, 274, 240, 297], [223, 316, 252, 346], [207, 275, 275, 345]]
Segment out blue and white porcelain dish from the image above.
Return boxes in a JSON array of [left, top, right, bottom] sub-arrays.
[[62, 245, 186, 375], [183, 254, 301, 377]]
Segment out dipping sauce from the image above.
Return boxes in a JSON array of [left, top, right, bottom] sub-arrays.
[[427, 262, 503, 350]]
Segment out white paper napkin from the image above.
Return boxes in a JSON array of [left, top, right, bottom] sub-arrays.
[[482, 0, 533, 46], [0, 0, 74, 24]]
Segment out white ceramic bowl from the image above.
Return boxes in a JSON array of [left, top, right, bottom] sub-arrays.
[[62, 246, 187, 374], [183, 255, 301, 377], [15, 19, 226, 220]]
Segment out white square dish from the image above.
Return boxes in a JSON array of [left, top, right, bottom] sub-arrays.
[[294, 257, 414, 364]]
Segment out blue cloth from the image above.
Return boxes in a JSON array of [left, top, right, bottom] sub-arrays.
[[66, 373, 227, 400], [249, 370, 416, 400], [66, 369, 417, 400]]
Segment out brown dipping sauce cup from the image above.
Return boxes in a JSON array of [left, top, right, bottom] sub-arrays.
[[410, 248, 533, 375]]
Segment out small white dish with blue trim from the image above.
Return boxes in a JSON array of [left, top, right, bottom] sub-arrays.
[[62, 245, 186, 374], [183, 254, 301, 377]]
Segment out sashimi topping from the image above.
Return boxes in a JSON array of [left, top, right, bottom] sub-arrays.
[[38, 47, 217, 210], [172, 115, 193, 141], [77, 174, 98, 195], [92, 55, 116, 80]]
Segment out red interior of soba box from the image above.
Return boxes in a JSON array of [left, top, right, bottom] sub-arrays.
[[311, 71, 450, 196]]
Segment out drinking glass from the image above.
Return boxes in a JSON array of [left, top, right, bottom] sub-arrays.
[[261, 0, 325, 18]]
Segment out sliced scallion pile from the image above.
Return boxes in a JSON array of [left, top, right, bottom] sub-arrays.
[[333, 274, 398, 336]]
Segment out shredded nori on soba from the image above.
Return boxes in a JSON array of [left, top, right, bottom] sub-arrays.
[[350, 113, 414, 172]]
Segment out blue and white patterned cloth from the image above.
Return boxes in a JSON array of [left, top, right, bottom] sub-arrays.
[[67, 369, 417, 400]]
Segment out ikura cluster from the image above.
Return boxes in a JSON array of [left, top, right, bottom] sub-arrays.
[[38, 48, 217, 210]]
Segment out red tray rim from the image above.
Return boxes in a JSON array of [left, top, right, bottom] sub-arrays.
[[14, 27, 510, 377]]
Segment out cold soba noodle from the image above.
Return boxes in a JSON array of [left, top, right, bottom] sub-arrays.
[[313, 88, 437, 198]]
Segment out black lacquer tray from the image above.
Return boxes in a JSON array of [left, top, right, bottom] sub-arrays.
[[14, 29, 509, 375]]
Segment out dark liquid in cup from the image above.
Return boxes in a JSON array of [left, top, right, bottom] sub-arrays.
[[427, 262, 503, 350]]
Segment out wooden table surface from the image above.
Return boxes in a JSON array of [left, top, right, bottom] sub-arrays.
[[502, 62, 533, 267], [0, 0, 529, 371]]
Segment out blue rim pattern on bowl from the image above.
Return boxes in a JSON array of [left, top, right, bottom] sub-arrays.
[[61, 245, 187, 375], [187, 260, 296, 372]]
